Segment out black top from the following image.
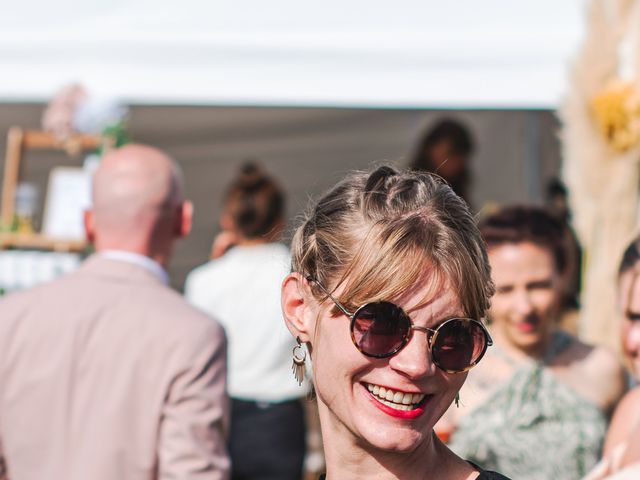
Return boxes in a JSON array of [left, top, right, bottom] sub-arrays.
[[476, 471, 511, 480], [318, 469, 511, 479]]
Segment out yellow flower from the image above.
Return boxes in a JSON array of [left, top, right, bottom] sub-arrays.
[[590, 79, 640, 153]]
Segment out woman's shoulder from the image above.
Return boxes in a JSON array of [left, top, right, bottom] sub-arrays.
[[604, 386, 640, 455], [617, 385, 640, 406], [555, 333, 626, 411], [560, 333, 620, 370], [560, 335, 623, 379]]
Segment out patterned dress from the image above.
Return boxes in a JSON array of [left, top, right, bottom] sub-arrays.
[[449, 332, 607, 480]]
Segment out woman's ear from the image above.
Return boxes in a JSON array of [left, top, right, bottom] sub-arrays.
[[281, 272, 315, 343]]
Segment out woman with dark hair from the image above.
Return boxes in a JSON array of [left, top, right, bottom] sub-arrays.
[[616, 238, 640, 379], [585, 237, 640, 479], [281, 165, 508, 479], [409, 119, 474, 205], [447, 206, 626, 480], [185, 162, 308, 480]]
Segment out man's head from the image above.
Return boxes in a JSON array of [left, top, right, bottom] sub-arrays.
[[84, 144, 192, 266]]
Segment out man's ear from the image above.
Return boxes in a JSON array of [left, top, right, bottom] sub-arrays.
[[281, 272, 316, 344], [175, 200, 193, 238], [84, 209, 95, 244]]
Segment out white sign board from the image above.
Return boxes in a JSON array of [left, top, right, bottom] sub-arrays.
[[42, 166, 92, 240]]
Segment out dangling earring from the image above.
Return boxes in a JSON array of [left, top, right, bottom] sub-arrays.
[[455, 393, 461, 408], [292, 337, 307, 386]]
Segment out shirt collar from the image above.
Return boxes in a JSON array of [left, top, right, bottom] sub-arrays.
[[98, 250, 170, 285]]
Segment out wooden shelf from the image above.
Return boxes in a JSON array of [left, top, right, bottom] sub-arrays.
[[0, 127, 100, 254], [21, 130, 101, 151], [0, 232, 87, 252]]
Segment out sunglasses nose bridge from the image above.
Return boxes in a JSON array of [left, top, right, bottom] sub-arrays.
[[388, 324, 438, 379], [410, 325, 436, 345]]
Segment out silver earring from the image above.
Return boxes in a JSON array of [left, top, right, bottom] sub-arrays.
[[292, 337, 306, 386], [455, 393, 461, 408]]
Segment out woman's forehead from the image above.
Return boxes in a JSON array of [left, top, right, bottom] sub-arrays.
[[392, 269, 462, 315]]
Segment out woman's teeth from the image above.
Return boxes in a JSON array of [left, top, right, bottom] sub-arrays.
[[366, 383, 425, 411]]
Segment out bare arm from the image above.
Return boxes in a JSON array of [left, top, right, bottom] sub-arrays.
[[158, 324, 230, 480], [597, 349, 628, 415], [621, 418, 640, 467], [604, 387, 640, 457]]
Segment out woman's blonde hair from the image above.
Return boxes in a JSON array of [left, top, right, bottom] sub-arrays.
[[291, 166, 494, 320]]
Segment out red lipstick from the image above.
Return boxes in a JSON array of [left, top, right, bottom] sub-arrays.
[[363, 385, 429, 420]]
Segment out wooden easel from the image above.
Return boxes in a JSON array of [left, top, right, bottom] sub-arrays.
[[0, 127, 100, 252]]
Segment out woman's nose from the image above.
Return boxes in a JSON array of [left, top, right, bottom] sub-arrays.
[[513, 289, 535, 316], [388, 330, 437, 379]]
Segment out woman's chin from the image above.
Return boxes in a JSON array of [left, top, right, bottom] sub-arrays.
[[355, 423, 427, 454]]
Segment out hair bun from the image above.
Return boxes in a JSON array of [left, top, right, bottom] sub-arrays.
[[237, 161, 267, 190], [240, 161, 259, 176], [224, 160, 285, 239], [364, 166, 398, 194]]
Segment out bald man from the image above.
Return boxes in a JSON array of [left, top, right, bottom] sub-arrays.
[[0, 145, 230, 480]]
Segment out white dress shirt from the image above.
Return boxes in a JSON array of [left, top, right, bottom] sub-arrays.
[[99, 250, 170, 286]]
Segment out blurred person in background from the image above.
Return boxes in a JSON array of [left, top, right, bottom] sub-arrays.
[[0, 145, 229, 480], [409, 118, 474, 207], [282, 166, 508, 479], [448, 206, 626, 480], [586, 237, 640, 479], [185, 162, 308, 480]]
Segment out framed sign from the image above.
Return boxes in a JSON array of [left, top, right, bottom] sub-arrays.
[[42, 166, 92, 240]]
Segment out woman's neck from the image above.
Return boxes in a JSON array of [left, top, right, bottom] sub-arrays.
[[234, 237, 273, 247]]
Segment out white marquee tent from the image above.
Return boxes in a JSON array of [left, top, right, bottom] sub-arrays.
[[0, 0, 587, 108]]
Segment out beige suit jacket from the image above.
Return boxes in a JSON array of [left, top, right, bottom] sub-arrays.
[[0, 255, 229, 480]]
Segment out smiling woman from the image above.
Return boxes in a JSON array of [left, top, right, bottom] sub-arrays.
[[448, 206, 627, 480], [584, 237, 640, 479], [281, 166, 509, 479]]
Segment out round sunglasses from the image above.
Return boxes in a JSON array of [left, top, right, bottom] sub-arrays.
[[309, 277, 493, 374]]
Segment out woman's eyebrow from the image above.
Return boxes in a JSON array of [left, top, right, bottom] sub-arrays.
[[428, 314, 467, 329]]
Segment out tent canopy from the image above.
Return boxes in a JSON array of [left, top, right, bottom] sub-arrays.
[[1, 0, 586, 108]]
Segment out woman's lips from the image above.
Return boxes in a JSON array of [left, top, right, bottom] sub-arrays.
[[515, 322, 536, 333], [362, 382, 430, 419]]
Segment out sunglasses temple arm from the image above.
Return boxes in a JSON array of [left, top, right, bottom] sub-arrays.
[[477, 320, 494, 346], [306, 276, 354, 318]]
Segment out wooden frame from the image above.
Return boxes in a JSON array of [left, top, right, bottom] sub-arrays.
[[0, 128, 100, 252]]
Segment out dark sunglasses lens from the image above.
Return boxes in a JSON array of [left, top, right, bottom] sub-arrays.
[[432, 319, 487, 372], [352, 302, 410, 357]]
